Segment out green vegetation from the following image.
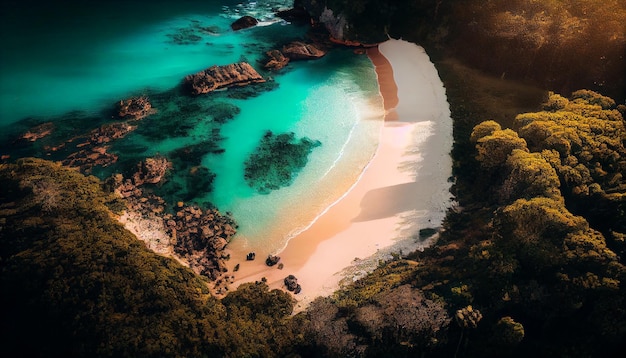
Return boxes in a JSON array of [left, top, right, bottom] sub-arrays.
[[0, 158, 302, 357], [446, 0, 626, 101], [302, 89, 625, 357]]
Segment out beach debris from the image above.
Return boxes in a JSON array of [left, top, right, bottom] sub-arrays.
[[266, 255, 281, 266], [183, 62, 265, 95], [246, 252, 256, 261], [284, 275, 302, 294], [230, 15, 258, 31]]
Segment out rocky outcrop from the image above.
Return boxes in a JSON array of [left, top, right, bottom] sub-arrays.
[[117, 96, 153, 120], [281, 41, 326, 60], [167, 205, 237, 280], [132, 156, 171, 186], [231, 15, 258, 30], [183, 62, 265, 95], [262, 49, 290, 70], [246, 252, 256, 261]]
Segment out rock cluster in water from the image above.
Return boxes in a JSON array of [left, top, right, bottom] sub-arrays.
[[62, 122, 138, 173], [183, 62, 266, 95], [244, 131, 321, 194]]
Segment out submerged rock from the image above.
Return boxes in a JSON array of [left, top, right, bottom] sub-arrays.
[[230, 15, 258, 31], [244, 131, 321, 194], [18, 122, 55, 143], [183, 62, 265, 95]]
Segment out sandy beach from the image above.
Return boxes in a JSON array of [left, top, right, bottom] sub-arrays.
[[227, 39, 454, 310]]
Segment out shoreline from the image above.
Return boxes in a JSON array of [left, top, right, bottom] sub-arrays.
[[226, 39, 454, 310]]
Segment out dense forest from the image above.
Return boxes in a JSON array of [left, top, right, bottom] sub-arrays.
[[1, 0, 625, 357]]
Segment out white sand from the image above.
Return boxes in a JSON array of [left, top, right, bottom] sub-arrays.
[[227, 39, 454, 311]]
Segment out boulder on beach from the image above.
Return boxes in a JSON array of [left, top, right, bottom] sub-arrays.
[[183, 62, 265, 95], [231, 15, 258, 31], [266, 255, 280, 266]]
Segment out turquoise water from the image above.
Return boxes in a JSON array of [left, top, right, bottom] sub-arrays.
[[0, 0, 384, 253]]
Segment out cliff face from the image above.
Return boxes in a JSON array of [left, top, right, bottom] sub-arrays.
[[296, 0, 391, 44], [296, 0, 625, 101]]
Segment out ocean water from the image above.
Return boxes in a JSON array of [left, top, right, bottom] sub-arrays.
[[0, 0, 384, 253]]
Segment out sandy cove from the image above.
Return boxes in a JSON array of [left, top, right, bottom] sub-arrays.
[[226, 39, 454, 311]]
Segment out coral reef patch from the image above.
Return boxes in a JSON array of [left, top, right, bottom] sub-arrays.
[[244, 131, 321, 194]]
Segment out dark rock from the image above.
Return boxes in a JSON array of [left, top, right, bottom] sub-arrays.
[[263, 49, 289, 70], [266, 255, 280, 266], [183, 62, 266, 95], [281, 41, 326, 60], [117, 96, 153, 120], [132, 156, 172, 186], [276, 7, 311, 24], [231, 15, 258, 31], [246, 252, 256, 261], [284, 274, 300, 293]]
